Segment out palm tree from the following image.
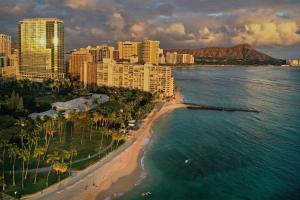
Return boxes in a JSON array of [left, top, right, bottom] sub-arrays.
[[59, 150, 71, 164], [0, 139, 8, 191], [52, 162, 68, 183], [78, 113, 88, 144], [0, 175, 5, 192], [7, 144, 19, 186], [67, 111, 78, 138], [68, 149, 77, 175], [44, 129, 56, 156], [24, 134, 39, 180], [33, 147, 46, 184], [18, 149, 29, 189], [15, 118, 28, 148], [46, 152, 59, 186], [112, 133, 123, 146], [57, 112, 65, 144], [53, 150, 70, 183]]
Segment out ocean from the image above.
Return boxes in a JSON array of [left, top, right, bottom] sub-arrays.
[[120, 66, 300, 200]]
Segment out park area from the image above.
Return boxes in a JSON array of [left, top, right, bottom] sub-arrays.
[[0, 79, 154, 198]]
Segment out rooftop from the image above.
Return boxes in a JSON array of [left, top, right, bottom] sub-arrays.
[[20, 18, 63, 23]]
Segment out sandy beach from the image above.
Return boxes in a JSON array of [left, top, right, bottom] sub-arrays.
[[26, 92, 185, 200]]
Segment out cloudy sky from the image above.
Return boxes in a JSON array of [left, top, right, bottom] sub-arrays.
[[1, 0, 300, 59]]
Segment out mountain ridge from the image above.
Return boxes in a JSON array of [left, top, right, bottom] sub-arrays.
[[166, 44, 283, 64]]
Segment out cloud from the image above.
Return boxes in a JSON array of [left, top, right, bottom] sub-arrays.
[[1, 0, 300, 58], [198, 27, 225, 44], [232, 21, 300, 46], [90, 27, 106, 37], [164, 23, 186, 35], [107, 13, 125, 30], [130, 23, 146, 38], [65, 0, 97, 10]]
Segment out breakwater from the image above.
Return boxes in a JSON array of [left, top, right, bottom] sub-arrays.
[[183, 103, 260, 113]]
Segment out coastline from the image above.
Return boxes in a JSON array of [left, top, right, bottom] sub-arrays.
[[26, 92, 185, 200], [96, 92, 185, 199]]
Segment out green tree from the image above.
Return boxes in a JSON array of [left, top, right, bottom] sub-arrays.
[[68, 149, 77, 175], [0, 175, 5, 192], [46, 152, 59, 186], [7, 144, 19, 186], [18, 149, 30, 189], [0, 139, 8, 191], [16, 96, 24, 111], [33, 147, 46, 184]]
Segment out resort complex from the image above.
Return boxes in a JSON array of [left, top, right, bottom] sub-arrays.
[[0, 17, 178, 199]]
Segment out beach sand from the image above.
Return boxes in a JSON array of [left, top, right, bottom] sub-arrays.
[[27, 92, 185, 200]]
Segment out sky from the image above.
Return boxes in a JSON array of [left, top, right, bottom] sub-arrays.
[[0, 0, 300, 59]]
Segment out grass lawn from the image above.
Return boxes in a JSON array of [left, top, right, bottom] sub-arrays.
[[4, 170, 69, 198], [1, 123, 120, 197]]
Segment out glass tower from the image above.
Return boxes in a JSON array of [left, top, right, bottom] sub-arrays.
[[19, 18, 64, 81]]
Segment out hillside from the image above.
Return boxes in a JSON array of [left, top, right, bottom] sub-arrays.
[[168, 44, 285, 65]]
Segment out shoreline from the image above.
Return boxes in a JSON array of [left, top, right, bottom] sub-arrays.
[[26, 92, 185, 200], [97, 92, 185, 199]]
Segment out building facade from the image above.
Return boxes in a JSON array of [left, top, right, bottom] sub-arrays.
[[69, 49, 92, 77], [176, 53, 195, 64], [165, 52, 178, 65], [0, 34, 19, 79], [87, 45, 114, 63], [19, 18, 64, 81], [165, 52, 194, 65], [118, 41, 142, 62], [142, 40, 160, 65], [0, 34, 11, 56], [94, 60, 174, 97], [80, 62, 98, 87], [287, 59, 300, 67], [69, 45, 115, 77]]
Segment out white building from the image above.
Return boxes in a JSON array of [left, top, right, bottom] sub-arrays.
[[29, 94, 109, 119], [287, 59, 300, 67]]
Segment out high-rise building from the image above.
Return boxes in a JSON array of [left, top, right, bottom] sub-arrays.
[[142, 40, 160, 65], [0, 34, 19, 79], [93, 60, 174, 97], [113, 50, 119, 61], [69, 45, 115, 77], [158, 48, 166, 64], [176, 54, 194, 65], [165, 52, 178, 65], [80, 62, 98, 87], [287, 59, 300, 67], [0, 34, 11, 56], [19, 18, 64, 81], [118, 41, 142, 62], [87, 45, 114, 62], [69, 49, 92, 77]]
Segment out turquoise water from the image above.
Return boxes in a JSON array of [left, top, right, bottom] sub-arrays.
[[121, 66, 300, 200]]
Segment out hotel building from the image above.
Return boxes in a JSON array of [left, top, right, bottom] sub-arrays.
[[69, 49, 92, 77], [287, 59, 300, 67], [0, 34, 11, 56], [118, 41, 142, 62], [142, 40, 160, 65], [165, 52, 178, 65], [80, 59, 174, 97], [165, 52, 195, 65], [0, 34, 19, 79], [19, 18, 64, 81], [69, 45, 115, 77], [176, 53, 195, 65], [118, 40, 160, 65]]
